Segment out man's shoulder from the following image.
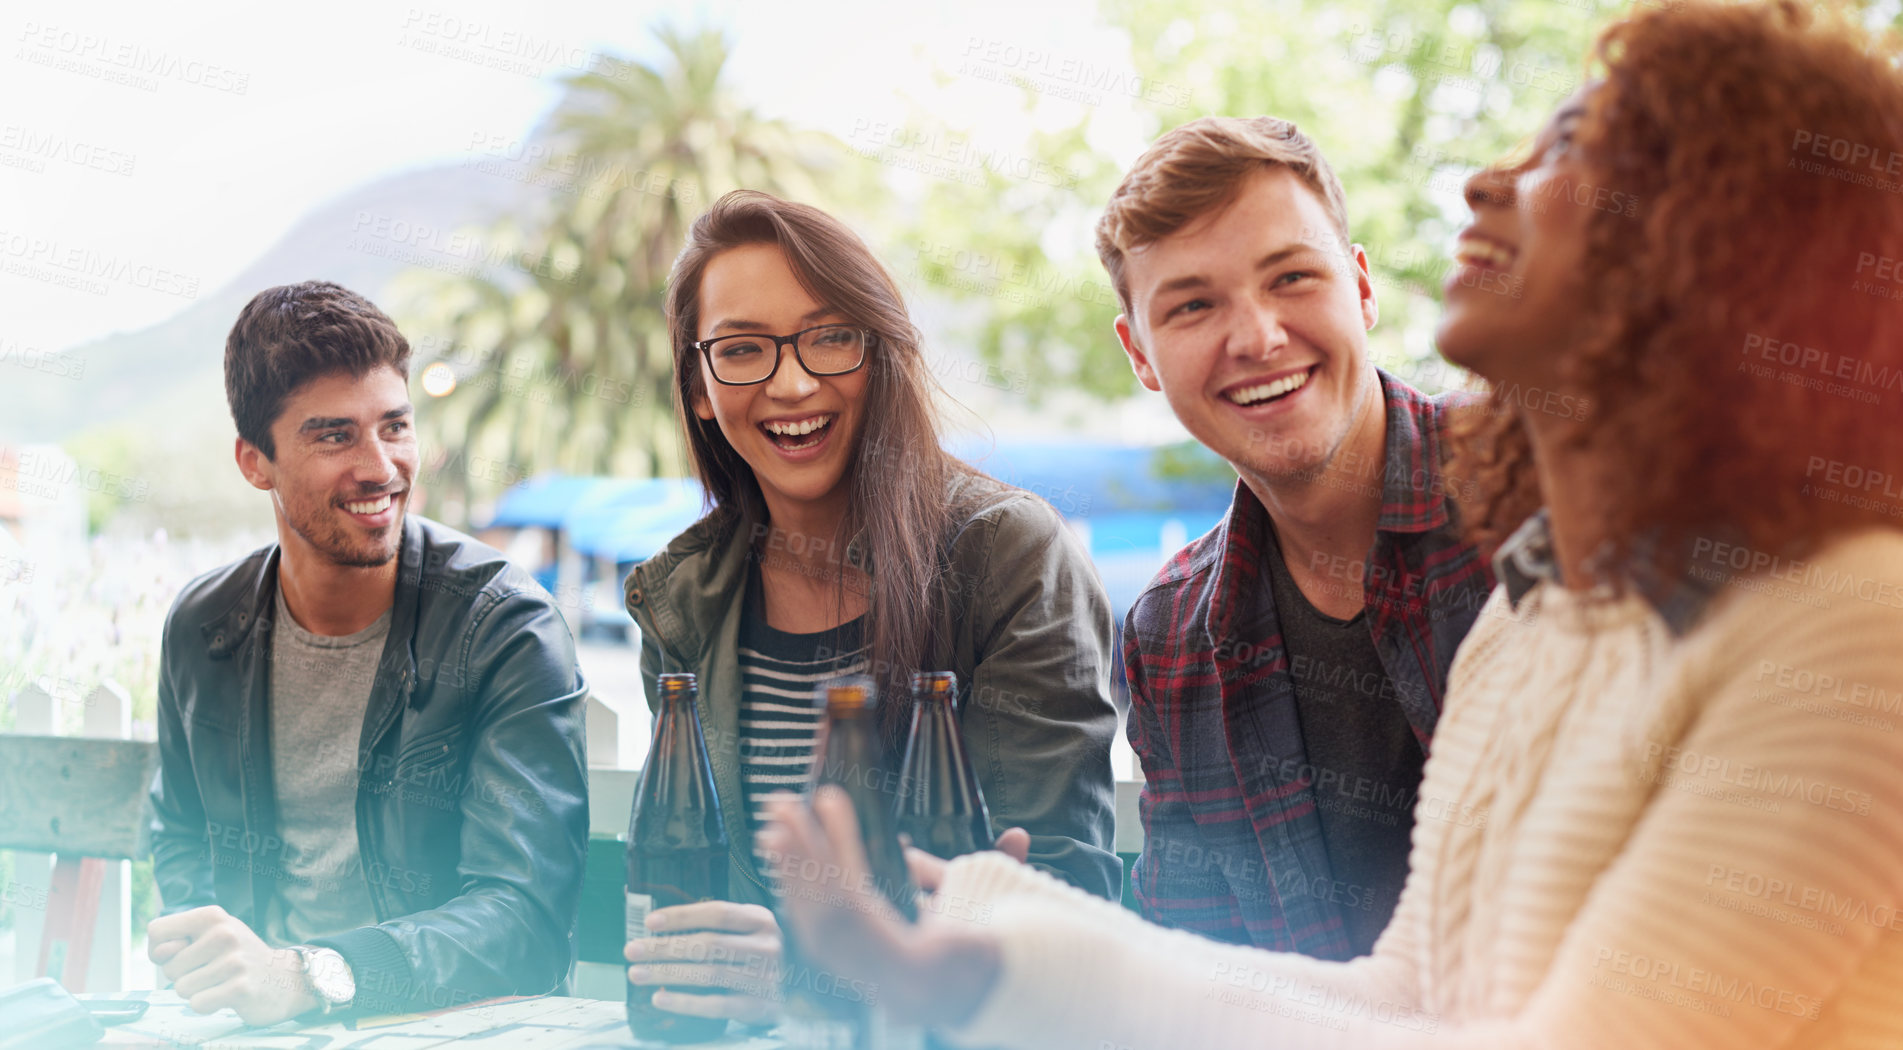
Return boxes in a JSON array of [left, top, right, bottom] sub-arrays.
[[1124, 515, 1229, 642], [163, 540, 276, 641], [409, 515, 551, 615], [1378, 367, 1482, 451], [407, 518, 580, 691]]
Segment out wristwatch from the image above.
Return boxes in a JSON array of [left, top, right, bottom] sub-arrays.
[[290, 946, 356, 1014]]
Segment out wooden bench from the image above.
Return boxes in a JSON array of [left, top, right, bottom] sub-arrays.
[[0, 733, 157, 992]]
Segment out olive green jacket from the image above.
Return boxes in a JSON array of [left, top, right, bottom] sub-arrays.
[[622, 474, 1121, 903]]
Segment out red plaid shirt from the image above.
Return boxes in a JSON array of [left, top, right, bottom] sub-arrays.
[[1121, 370, 1494, 957]]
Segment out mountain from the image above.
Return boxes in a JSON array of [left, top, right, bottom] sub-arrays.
[[1, 160, 548, 443]]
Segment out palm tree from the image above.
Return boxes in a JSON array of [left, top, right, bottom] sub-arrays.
[[401, 24, 873, 523]]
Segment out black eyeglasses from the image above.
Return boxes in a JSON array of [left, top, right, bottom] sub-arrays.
[[694, 324, 876, 386]]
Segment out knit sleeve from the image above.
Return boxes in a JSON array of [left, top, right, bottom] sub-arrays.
[[930, 529, 1903, 1050], [932, 821, 1431, 1048]]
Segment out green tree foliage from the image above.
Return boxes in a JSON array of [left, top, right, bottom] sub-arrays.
[[895, 0, 1616, 406], [1115, 0, 1609, 380]]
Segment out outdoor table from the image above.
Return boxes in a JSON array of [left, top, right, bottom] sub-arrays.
[[83, 991, 786, 1048]]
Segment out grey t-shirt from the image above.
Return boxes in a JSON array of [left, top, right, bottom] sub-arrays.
[[259, 582, 389, 946], [1264, 532, 1425, 958]]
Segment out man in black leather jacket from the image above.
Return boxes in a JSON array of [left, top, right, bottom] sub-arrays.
[[145, 281, 588, 1024]]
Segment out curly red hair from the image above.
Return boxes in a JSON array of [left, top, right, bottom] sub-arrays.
[[1450, 0, 1903, 573]]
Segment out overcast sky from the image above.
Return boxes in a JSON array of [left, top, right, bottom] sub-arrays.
[[3, 0, 1163, 354]]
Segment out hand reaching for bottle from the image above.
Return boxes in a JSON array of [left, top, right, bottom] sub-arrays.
[[905, 827, 1031, 892], [761, 787, 1005, 1030]]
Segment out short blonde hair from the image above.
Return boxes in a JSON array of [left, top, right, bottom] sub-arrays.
[[1095, 116, 1351, 317]]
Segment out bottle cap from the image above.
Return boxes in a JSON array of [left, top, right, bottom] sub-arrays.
[[657, 673, 698, 698], [819, 674, 877, 715], [911, 671, 957, 698]]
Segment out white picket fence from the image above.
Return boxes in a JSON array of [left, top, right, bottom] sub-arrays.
[[2, 677, 1142, 1001], [4, 677, 154, 993]]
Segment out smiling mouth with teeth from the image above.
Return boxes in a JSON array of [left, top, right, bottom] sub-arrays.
[[1226, 367, 1314, 407], [1454, 238, 1517, 271], [760, 413, 836, 451], [343, 492, 397, 516]]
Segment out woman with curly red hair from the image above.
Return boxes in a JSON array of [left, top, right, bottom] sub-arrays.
[[758, 2, 1903, 1047]]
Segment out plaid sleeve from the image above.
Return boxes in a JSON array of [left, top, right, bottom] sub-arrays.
[[1122, 611, 1248, 942]]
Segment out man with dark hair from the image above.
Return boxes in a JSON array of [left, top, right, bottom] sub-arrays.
[[145, 280, 589, 1024], [1102, 118, 1495, 959]]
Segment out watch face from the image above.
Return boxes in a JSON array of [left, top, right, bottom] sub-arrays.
[[303, 949, 355, 1005]]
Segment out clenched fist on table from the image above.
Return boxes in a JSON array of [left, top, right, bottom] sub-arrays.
[[146, 906, 340, 1025]]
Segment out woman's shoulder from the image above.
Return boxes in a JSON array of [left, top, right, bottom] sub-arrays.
[[1682, 526, 1903, 677], [938, 471, 1098, 613], [945, 470, 1069, 547], [623, 510, 743, 629], [1701, 527, 1903, 627], [634, 510, 731, 575]]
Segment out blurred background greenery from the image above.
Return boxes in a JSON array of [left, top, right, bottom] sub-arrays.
[[396, 0, 1621, 517]]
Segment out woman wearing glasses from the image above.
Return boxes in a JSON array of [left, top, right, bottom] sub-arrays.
[[620, 190, 1120, 1025], [761, 2, 1903, 1047]]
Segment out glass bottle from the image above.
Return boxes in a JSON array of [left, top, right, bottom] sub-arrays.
[[895, 671, 992, 860], [626, 673, 731, 1044], [778, 675, 921, 1049]]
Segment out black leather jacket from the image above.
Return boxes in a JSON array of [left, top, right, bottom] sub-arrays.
[[148, 515, 589, 1013]]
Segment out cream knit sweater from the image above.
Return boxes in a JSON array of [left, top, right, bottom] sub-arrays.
[[935, 529, 1903, 1050]]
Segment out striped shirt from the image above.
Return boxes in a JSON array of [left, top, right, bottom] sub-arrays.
[[736, 587, 867, 861]]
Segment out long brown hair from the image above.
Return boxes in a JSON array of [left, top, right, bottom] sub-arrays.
[[665, 190, 979, 731], [1449, 0, 1903, 576]]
